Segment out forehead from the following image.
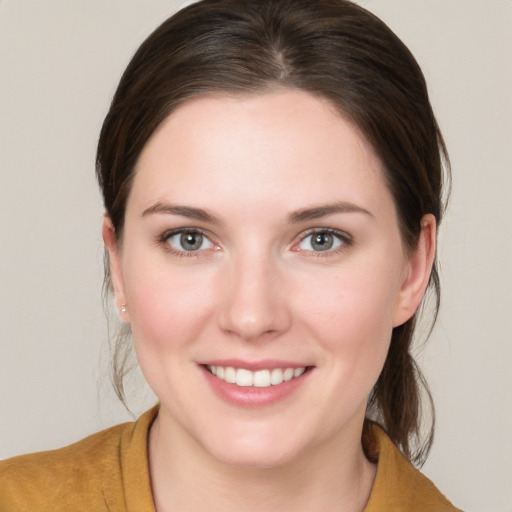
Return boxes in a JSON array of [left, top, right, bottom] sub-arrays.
[[129, 90, 394, 221]]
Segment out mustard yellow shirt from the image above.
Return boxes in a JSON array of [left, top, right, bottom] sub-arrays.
[[0, 406, 461, 511]]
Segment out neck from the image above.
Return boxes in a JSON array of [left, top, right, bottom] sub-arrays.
[[148, 412, 377, 512]]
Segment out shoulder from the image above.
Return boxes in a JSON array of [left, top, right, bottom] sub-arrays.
[[0, 422, 127, 511], [0, 408, 156, 512], [365, 424, 463, 512]]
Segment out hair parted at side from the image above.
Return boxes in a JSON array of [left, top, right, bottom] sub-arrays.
[[96, 0, 450, 466]]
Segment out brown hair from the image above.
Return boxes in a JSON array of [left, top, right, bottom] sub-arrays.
[[96, 0, 450, 465]]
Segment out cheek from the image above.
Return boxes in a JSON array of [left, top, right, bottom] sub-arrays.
[[296, 260, 402, 378], [122, 257, 219, 403], [122, 254, 216, 354], [301, 264, 399, 335]]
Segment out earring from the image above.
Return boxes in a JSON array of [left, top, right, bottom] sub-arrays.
[[120, 304, 127, 314]]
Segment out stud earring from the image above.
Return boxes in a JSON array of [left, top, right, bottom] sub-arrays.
[[120, 305, 127, 314]]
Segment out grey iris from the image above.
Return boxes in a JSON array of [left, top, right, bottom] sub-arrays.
[[311, 232, 334, 251], [181, 232, 203, 251]]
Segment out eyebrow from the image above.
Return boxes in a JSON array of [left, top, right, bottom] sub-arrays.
[[142, 200, 373, 224], [288, 202, 374, 223], [142, 202, 221, 224]]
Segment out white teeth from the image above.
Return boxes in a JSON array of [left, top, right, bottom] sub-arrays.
[[206, 365, 307, 388], [270, 368, 284, 385], [236, 368, 253, 387], [225, 366, 236, 384], [283, 368, 294, 381], [253, 370, 271, 388], [293, 367, 305, 378]]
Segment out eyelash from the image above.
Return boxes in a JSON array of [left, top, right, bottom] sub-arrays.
[[293, 228, 353, 257], [158, 228, 217, 258], [157, 227, 353, 257]]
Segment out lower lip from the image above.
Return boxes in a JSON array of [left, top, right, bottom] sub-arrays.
[[200, 366, 311, 408]]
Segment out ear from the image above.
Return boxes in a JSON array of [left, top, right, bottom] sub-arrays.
[[393, 214, 437, 327], [102, 216, 130, 323]]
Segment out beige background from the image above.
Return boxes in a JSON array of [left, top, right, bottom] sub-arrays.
[[1, 1, 511, 510]]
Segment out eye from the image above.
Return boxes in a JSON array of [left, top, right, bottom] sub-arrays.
[[297, 229, 349, 253], [165, 229, 215, 253]]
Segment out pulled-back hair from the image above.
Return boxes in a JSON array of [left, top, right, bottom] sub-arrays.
[[96, 0, 449, 466]]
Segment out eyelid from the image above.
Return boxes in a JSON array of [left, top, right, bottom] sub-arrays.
[[159, 227, 220, 256], [292, 227, 353, 254], [157, 226, 352, 257]]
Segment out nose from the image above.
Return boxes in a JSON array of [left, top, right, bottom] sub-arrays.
[[217, 252, 292, 342]]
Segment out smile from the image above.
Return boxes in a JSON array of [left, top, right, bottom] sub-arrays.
[[205, 365, 307, 388]]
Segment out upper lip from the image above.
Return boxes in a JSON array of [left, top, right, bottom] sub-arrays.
[[198, 359, 312, 371]]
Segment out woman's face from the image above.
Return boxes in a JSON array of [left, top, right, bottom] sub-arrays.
[[105, 90, 432, 468]]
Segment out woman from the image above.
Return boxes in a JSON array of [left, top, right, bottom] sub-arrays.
[[0, 0, 461, 510]]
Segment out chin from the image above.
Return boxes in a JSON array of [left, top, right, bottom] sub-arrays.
[[194, 419, 317, 470], [207, 439, 304, 470]]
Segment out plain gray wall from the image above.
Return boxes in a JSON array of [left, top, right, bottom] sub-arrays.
[[1, 1, 511, 511]]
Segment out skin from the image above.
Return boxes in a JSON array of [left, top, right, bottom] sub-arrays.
[[103, 89, 436, 512]]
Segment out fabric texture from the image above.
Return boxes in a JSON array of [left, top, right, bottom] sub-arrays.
[[0, 406, 461, 511]]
